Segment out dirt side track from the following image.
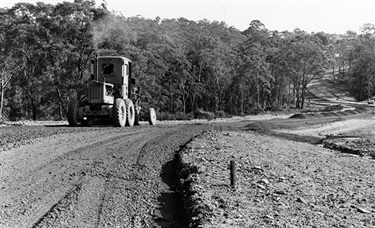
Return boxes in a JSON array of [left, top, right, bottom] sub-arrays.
[[0, 124, 209, 228]]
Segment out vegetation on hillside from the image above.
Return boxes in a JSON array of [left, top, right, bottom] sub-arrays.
[[0, 0, 374, 120]]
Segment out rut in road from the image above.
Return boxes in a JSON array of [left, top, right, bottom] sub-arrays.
[[1, 130, 147, 227], [0, 124, 209, 228]]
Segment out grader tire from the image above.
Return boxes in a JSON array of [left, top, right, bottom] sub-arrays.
[[125, 99, 135, 127], [113, 98, 126, 127], [67, 99, 80, 126], [148, 108, 157, 125]]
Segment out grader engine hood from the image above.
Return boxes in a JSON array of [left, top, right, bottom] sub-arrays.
[[87, 81, 114, 104]]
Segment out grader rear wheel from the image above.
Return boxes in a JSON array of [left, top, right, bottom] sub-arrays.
[[125, 99, 135, 127], [113, 98, 126, 127], [148, 108, 157, 125], [67, 99, 80, 126]]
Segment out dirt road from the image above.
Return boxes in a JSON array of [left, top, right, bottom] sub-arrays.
[[0, 123, 208, 228], [1, 108, 374, 228]]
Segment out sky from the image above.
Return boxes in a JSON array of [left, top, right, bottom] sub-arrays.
[[1, 0, 374, 34]]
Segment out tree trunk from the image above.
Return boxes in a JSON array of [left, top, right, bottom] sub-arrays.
[[182, 93, 186, 114], [301, 87, 306, 109], [277, 81, 282, 107], [256, 74, 259, 111], [295, 84, 301, 109], [0, 77, 4, 120], [59, 104, 62, 121], [31, 98, 37, 120], [56, 87, 67, 116], [241, 88, 244, 114]]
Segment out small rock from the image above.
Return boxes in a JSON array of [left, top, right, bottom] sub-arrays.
[[235, 187, 242, 193], [357, 207, 371, 213], [264, 215, 274, 220], [257, 184, 266, 189], [198, 165, 207, 173], [275, 190, 287, 195], [260, 178, 269, 185], [296, 197, 307, 204], [277, 202, 288, 208]]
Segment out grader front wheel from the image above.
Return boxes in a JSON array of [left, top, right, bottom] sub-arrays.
[[148, 108, 157, 125], [113, 98, 126, 127]]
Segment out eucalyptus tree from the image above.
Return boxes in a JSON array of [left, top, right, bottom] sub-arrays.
[[0, 8, 15, 120], [284, 31, 328, 109], [348, 25, 375, 100], [0, 1, 104, 120], [1, 3, 50, 120], [233, 20, 273, 113]]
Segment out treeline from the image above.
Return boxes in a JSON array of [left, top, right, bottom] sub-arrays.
[[0, 0, 374, 121]]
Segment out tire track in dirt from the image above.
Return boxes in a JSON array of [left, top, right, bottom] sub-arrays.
[[0, 123, 210, 228], [0, 127, 154, 228], [31, 130, 158, 228]]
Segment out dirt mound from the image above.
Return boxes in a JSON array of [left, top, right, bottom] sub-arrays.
[[343, 109, 358, 115], [289, 113, 309, 119], [322, 104, 345, 112], [289, 106, 369, 120], [194, 109, 215, 119], [244, 121, 284, 131], [245, 116, 343, 133]]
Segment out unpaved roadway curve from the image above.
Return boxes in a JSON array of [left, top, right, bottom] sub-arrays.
[[0, 124, 208, 228]]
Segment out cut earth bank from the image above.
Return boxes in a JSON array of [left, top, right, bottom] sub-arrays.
[[178, 109, 375, 228]]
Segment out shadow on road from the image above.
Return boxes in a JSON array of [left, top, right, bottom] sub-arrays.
[[156, 158, 188, 228]]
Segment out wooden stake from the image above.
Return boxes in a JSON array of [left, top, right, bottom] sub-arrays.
[[230, 160, 235, 188]]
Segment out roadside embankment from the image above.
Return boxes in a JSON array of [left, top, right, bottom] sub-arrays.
[[177, 130, 375, 227]]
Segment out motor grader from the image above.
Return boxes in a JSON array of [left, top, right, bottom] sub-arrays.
[[67, 56, 156, 127]]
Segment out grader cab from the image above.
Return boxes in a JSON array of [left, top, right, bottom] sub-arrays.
[[67, 56, 156, 127]]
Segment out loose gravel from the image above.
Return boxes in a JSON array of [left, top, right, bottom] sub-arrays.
[[0, 123, 209, 228], [178, 130, 375, 227]]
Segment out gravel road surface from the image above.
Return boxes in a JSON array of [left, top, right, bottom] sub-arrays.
[[0, 123, 208, 228]]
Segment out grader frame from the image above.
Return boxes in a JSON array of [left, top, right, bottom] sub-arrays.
[[67, 56, 156, 127]]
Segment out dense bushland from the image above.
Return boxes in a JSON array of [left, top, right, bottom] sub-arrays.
[[0, 0, 374, 121]]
